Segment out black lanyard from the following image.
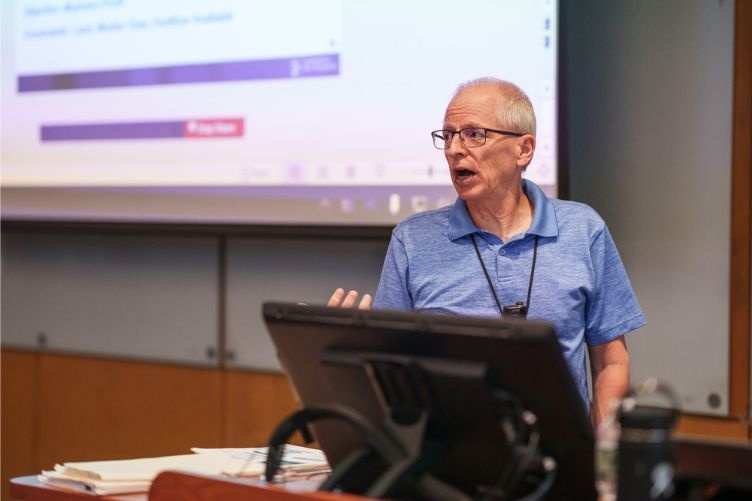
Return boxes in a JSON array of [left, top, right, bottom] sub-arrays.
[[470, 234, 539, 318]]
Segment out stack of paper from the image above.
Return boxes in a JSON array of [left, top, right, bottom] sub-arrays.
[[38, 445, 330, 495], [193, 444, 331, 478]]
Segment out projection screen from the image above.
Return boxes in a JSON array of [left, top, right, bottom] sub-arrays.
[[1, 0, 559, 225]]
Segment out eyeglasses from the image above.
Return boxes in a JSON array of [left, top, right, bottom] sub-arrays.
[[431, 127, 524, 149]]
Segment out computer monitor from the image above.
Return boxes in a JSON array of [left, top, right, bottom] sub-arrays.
[[263, 302, 596, 500]]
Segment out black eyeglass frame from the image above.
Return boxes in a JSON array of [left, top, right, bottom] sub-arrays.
[[430, 127, 524, 149]]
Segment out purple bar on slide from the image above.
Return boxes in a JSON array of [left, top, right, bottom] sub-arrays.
[[41, 120, 184, 141], [18, 54, 340, 92]]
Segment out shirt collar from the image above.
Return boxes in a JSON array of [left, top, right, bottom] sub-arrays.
[[447, 179, 559, 241]]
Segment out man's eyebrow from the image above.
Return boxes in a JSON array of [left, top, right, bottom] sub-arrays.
[[442, 123, 481, 130]]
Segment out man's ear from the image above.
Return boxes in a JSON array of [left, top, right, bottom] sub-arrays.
[[517, 135, 536, 167]]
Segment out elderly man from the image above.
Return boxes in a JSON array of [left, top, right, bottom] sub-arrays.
[[329, 78, 645, 426]]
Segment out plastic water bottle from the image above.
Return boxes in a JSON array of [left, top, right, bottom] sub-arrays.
[[594, 404, 620, 501]]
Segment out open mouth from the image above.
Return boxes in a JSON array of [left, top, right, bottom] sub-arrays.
[[454, 168, 477, 182]]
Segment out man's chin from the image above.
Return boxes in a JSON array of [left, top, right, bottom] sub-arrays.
[[453, 184, 482, 201]]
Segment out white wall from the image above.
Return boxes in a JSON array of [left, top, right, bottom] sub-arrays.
[[565, 0, 735, 414]]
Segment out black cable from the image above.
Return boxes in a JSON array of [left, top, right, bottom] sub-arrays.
[[525, 235, 539, 311], [480, 390, 557, 501], [471, 234, 540, 318], [502, 430, 541, 497], [265, 403, 405, 483], [515, 458, 556, 501], [471, 234, 504, 317]]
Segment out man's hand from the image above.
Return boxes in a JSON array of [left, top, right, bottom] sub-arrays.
[[327, 288, 372, 310]]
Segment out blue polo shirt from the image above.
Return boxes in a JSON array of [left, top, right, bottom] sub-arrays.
[[373, 179, 645, 409]]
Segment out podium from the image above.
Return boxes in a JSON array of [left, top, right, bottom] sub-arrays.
[[10, 472, 371, 501], [149, 471, 371, 501]]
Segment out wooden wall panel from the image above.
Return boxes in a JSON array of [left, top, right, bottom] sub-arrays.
[[1, 350, 38, 501], [2, 352, 307, 500], [223, 370, 300, 447], [729, 0, 752, 424], [4, 351, 749, 501], [35, 353, 224, 469], [675, 414, 749, 443]]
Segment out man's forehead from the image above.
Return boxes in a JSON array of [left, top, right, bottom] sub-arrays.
[[444, 89, 500, 125]]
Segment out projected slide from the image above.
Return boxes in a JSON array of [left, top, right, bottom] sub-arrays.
[[2, 0, 558, 225], [17, 1, 341, 91]]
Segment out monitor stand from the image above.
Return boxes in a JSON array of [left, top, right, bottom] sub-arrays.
[[266, 348, 556, 500]]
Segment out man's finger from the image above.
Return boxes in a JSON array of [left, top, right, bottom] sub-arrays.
[[358, 294, 372, 310], [327, 288, 345, 307], [341, 290, 359, 308]]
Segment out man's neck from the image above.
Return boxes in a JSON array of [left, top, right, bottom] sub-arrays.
[[466, 184, 533, 241]]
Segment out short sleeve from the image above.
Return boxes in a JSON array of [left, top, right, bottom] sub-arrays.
[[585, 226, 646, 345], [373, 231, 413, 310]]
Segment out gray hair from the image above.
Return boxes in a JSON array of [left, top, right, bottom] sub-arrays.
[[453, 77, 537, 136]]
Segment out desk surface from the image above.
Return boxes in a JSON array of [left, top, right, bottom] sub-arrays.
[[10, 472, 369, 501], [12, 438, 752, 501]]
